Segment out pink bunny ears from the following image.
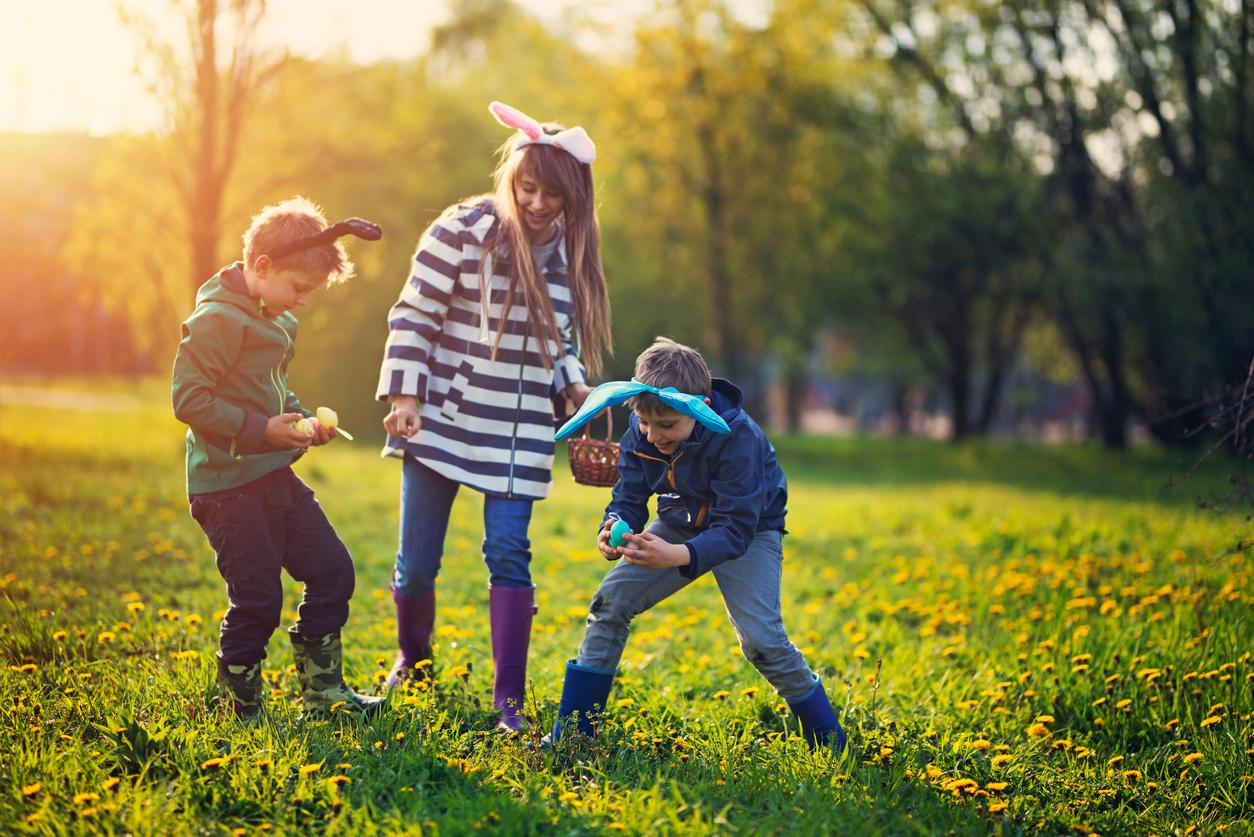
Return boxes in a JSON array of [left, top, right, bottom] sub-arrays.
[[489, 101, 596, 165]]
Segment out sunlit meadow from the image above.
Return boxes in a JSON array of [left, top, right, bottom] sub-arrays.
[[1, 381, 1251, 835]]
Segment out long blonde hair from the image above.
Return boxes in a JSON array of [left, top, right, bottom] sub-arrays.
[[480, 127, 612, 376]]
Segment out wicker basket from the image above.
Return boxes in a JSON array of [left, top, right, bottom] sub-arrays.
[[566, 409, 620, 487]]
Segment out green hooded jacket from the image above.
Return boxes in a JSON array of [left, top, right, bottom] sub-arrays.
[[171, 263, 310, 494]]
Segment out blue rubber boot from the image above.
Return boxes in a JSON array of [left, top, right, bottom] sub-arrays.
[[548, 660, 615, 744], [789, 681, 847, 752]]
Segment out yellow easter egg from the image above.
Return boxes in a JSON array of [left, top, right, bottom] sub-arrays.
[[316, 406, 338, 429]]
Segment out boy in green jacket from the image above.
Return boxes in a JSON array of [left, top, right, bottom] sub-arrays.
[[172, 197, 383, 720]]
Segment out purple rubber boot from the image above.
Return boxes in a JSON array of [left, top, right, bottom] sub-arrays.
[[386, 586, 436, 687], [489, 585, 537, 732]]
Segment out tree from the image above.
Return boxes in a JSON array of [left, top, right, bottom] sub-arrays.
[[121, 0, 286, 298]]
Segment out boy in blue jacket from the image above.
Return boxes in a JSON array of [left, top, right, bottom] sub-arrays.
[[549, 337, 845, 751]]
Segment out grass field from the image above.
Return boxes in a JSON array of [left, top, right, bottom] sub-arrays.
[[1, 380, 1251, 835]]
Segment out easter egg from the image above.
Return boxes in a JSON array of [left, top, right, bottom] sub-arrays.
[[609, 518, 633, 548], [315, 406, 338, 428], [293, 417, 317, 435]]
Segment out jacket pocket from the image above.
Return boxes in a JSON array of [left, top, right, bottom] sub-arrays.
[[440, 359, 476, 422]]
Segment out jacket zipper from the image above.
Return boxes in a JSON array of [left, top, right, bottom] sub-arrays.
[[633, 448, 687, 490], [507, 333, 527, 498]]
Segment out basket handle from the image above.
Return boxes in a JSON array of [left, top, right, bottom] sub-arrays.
[[579, 407, 613, 442]]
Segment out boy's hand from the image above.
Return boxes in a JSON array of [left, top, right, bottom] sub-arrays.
[[597, 520, 619, 560], [265, 413, 314, 449], [309, 421, 336, 446], [385, 395, 422, 438], [619, 532, 691, 569]]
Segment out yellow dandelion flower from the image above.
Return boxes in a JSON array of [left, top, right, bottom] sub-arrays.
[[127, 602, 145, 613], [986, 781, 1008, 791], [96, 631, 115, 644], [101, 778, 120, 791], [1200, 715, 1222, 728], [991, 755, 1012, 766], [1183, 752, 1203, 764], [1026, 723, 1050, 737], [1092, 696, 1107, 707], [616, 698, 635, 708], [713, 690, 730, 700], [78, 807, 98, 817], [558, 791, 579, 802], [1035, 714, 1055, 724], [201, 756, 231, 770], [328, 701, 347, 713], [1123, 770, 1142, 780], [926, 764, 944, 779], [327, 775, 351, 787], [52, 630, 67, 641], [971, 739, 991, 750], [299, 762, 323, 776], [21, 783, 41, 797], [740, 686, 758, 697], [1052, 739, 1073, 750], [989, 802, 1008, 813], [1115, 698, 1132, 710], [73, 793, 99, 804], [1107, 755, 1124, 766], [1165, 718, 1180, 731]]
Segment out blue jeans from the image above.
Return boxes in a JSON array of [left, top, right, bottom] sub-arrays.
[[394, 456, 533, 594], [576, 520, 818, 701]]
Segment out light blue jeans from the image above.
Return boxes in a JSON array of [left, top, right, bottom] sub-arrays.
[[393, 456, 533, 594], [575, 520, 819, 701]]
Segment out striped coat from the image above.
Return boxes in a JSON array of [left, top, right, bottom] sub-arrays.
[[376, 199, 586, 499]]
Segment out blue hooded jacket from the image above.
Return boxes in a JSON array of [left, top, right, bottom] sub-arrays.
[[602, 378, 788, 579]]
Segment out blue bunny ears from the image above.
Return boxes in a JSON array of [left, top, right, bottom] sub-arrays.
[[554, 380, 732, 441]]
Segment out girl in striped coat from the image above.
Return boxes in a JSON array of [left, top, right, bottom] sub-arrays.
[[376, 102, 611, 731]]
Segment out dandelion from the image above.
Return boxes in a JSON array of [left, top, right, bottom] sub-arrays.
[[127, 601, 145, 613], [989, 802, 1008, 813], [991, 755, 1012, 767], [1034, 714, 1054, 724], [1052, 739, 1073, 750], [559, 791, 579, 802], [616, 698, 635, 708], [97, 631, 115, 644], [73, 793, 99, 804], [1027, 723, 1050, 737], [1183, 753, 1203, 764], [327, 775, 351, 787], [1123, 770, 1142, 781], [201, 756, 232, 770], [713, 690, 730, 700], [1165, 718, 1180, 731], [21, 783, 41, 797], [740, 686, 758, 698], [1200, 715, 1222, 728], [1115, 698, 1132, 710], [1107, 755, 1123, 766], [971, 739, 991, 750], [101, 778, 120, 791], [52, 630, 67, 641], [299, 762, 323, 776]]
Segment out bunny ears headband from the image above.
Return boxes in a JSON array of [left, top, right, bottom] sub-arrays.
[[554, 380, 732, 441], [267, 218, 383, 259], [489, 101, 596, 165]]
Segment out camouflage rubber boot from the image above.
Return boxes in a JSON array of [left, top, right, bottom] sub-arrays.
[[215, 654, 263, 719], [288, 629, 385, 719]]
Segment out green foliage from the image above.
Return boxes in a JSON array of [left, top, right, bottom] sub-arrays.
[[1, 386, 1250, 834]]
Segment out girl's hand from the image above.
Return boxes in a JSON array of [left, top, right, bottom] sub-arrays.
[[265, 413, 313, 449], [597, 520, 619, 560], [564, 382, 594, 410], [385, 395, 422, 437], [619, 532, 690, 569]]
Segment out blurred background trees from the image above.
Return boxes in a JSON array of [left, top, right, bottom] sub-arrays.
[[2, 0, 1249, 447]]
